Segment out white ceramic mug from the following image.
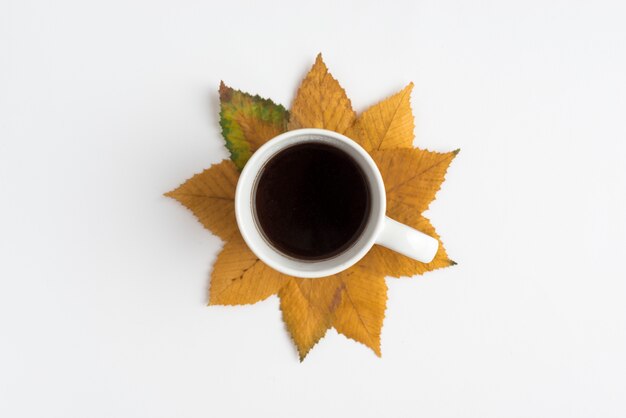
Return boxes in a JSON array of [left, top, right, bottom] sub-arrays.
[[235, 128, 438, 278]]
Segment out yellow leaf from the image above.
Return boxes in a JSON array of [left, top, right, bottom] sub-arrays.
[[165, 160, 239, 241], [372, 148, 459, 215], [209, 232, 287, 305], [333, 267, 387, 356], [287, 54, 356, 134], [279, 276, 343, 360], [347, 83, 415, 152], [359, 215, 455, 277], [166, 55, 459, 360], [367, 147, 457, 277]]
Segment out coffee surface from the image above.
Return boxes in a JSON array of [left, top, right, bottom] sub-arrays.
[[254, 142, 370, 260]]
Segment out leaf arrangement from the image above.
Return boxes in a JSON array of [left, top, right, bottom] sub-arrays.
[[166, 54, 458, 360]]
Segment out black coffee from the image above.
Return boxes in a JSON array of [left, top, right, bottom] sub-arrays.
[[254, 142, 370, 260]]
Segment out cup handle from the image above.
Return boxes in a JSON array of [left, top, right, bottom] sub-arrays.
[[375, 217, 439, 263]]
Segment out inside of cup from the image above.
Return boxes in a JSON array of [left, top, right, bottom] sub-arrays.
[[251, 139, 372, 263]]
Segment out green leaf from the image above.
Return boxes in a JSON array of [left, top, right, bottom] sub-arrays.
[[219, 82, 289, 170]]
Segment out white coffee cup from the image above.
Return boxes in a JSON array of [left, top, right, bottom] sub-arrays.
[[235, 128, 438, 278]]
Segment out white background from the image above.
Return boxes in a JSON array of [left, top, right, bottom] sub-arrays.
[[1, 0, 625, 417]]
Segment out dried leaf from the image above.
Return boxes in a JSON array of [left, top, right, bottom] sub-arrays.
[[219, 81, 289, 170], [287, 54, 356, 134], [209, 232, 287, 305], [372, 148, 459, 215], [333, 267, 387, 356], [346, 147, 458, 278], [167, 55, 458, 360], [165, 160, 239, 241], [279, 276, 343, 360], [359, 215, 455, 277], [347, 83, 415, 152]]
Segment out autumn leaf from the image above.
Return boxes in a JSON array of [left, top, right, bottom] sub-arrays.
[[372, 148, 459, 216], [209, 232, 286, 305], [333, 267, 387, 356], [166, 54, 458, 360], [347, 83, 415, 152], [279, 276, 343, 360], [359, 215, 455, 278], [219, 81, 289, 170], [362, 147, 458, 278], [165, 160, 239, 241], [287, 53, 356, 134]]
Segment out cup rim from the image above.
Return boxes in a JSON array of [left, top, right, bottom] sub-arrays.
[[234, 128, 386, 278]]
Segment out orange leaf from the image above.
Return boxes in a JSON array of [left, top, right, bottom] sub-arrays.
[[209, 232, 287, 305], [167, 55, 459, 360], [359, 215, 455, 278], [279, 276, 343, 360], [287, 54, 356, 134], [373, 148, 459, 215], [347, 83, 415, 152], [165, 160, 239, 241], [333, 267, 387, 356]]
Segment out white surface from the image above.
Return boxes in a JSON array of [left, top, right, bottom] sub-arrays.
[[1, 0, 625, 417], [236, 128, 391, 278]]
